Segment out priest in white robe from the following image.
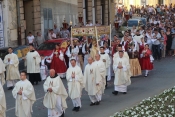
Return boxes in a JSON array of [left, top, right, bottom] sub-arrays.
[[12, 71, 36, 117], [25, 44, 41, 85], [113, 44, 129, 61], [43, 69, 68, 117], [113, 51, 131, 95], [84, 57, 103, 106], [66, 59, 84, 112], [0, 83, 6, 117], [99, 47, 110, 88], [93, 54, 106, 101], [4, 47, 20, 90], [0, 58, 5, 86]]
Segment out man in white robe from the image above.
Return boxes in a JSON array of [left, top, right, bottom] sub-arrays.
[[84, 57, 103, 105], [99, 47, 110, 88], [66, 43, 80, 67], [93, 54, 106, 101], [113, 51, 131, 95], [66, 59, 84, 112], [4, 47, 20, 90], [43, 69, 68, 117], [113, 44, 129, 61], [0, 58, 5, 86], [12, 71, 36, 117], [0, 83, 6, 117], [25, 44, 41, 85]]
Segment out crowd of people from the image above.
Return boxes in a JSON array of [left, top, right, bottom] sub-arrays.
[[0, 3, 175, 117]]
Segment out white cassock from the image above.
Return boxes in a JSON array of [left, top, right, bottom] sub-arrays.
[[25, 50, 41, 84], [40, 58, 51, 81], [12, 79, 36, 117], [113, 57, 131, 92], [99, 53, 110, 85], [0, 58, 5, 86], [66, 65, 84, 108], [93, 60, 106, 101], [43, 76, 68, 117], [113, 51, 129, 61], [84, 63, 104, 103], [104, 49, 112, 81], [0, 84, 6, 117], [4, 53, 20, 87], [66, 46, 80, 67]]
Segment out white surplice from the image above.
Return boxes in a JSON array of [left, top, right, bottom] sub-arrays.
[[66, 65, 84, 107], [84, 63, 104, 102], [93, 60, 106, 98], [113, 57, 131, 92], [0, 84, 6, 117], [43, 76, 68, 117], [99, 53, 111, 75], [40, 58, 51, 81], [4, 53, 20, 87], [12, 79, 36, 117], [26, 51, 41, 73], [0, 58, 5, 86]]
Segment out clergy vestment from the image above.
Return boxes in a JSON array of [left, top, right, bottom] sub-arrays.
[[84, 63, 103, 103], [0, 58, 5, 86], [0, 84, 6, 117], [66, 65, 84, 108], [113, 51, 129, 61], [113, 57, 131, 92], [93, 60, 106, 101], [12, 79, 36, 117], [66, 46, 80, 67], [82, 43, 92, 71], [4, 53, 20, 87], [26, 50, 41, 85], [43, 76, 68, 117], [99, 53, 111, 87]]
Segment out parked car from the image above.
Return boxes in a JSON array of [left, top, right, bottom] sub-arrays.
[[118, 18, 144, 37], [0, 45, 29, 71], [37, 38, 78, 57]]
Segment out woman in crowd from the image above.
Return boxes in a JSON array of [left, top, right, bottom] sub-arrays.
[[166, 27, 173, 56], [140, 44, 153, 77], [50, 43, 67, 78]]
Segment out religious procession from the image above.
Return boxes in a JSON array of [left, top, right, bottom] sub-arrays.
[[0, 2, 175, 117]]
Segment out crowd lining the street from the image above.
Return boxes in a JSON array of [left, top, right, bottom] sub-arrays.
[[0, 3, 175, 117]]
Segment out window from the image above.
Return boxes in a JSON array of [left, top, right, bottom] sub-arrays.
[[43, 8, 53, 39]]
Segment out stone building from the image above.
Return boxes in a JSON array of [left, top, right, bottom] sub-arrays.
[[0, 0, 78, 48], [77, 0, 175, 26]]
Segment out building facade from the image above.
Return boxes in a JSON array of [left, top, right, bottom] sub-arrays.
[[0, 0, 78, 48]]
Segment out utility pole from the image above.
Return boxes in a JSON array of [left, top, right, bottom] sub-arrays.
[[16, 0, 22, 45]]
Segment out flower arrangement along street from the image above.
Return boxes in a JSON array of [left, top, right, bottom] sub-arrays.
[[111, 86, 175, 117]]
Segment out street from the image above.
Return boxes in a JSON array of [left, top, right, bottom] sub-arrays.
[[4, 56, 175, 117]]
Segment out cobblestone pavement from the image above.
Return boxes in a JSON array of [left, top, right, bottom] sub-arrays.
[[5, 56, 175, 117]]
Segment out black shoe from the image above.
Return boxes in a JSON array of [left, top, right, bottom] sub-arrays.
[[75, 106, 80, 112], [8, 87, 13, 90], [90, 102, 95, 106], [144, 75, 147, 77], [60, 112, 64, 117], [123, 92, 127, 94], [95, 101, 100, 105], [112, 91, 118, 95], [72, 107, 76, 111]]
